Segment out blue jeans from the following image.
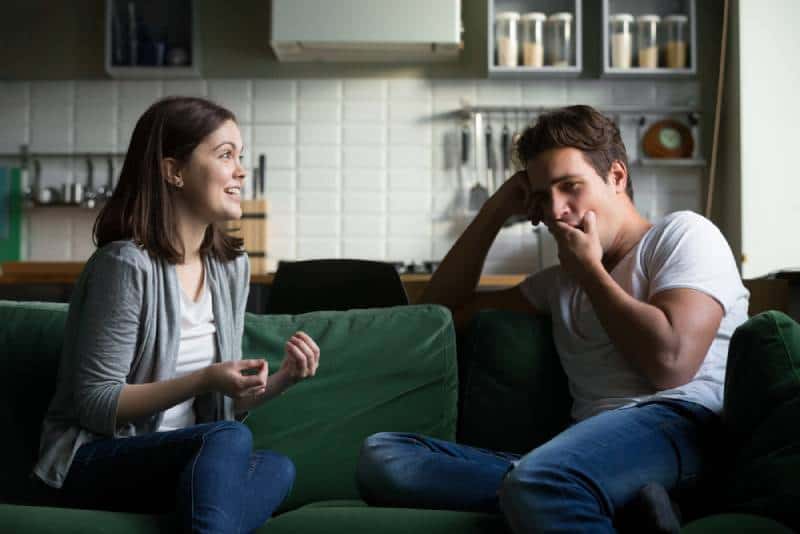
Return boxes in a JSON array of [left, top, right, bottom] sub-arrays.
[[357, 399, 717, 533], [41, 421, 294, 534]]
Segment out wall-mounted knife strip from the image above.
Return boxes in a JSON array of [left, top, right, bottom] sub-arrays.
[[225, 153, 268, 273]]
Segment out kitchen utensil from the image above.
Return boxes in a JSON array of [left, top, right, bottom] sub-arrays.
[[62, 182, 84, 205], [485, 123, 495, 193], [468, 113, 489, 212], [258, 154, 266, 199], [501, 118, 511, 178], [83, 157, 97, 208]]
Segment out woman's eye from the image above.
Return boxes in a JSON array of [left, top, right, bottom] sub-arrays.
[[221, 151, 232, 159]]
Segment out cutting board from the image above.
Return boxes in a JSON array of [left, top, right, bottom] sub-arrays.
[[0, 168, 22, 262], [224, 199, 268, 273]]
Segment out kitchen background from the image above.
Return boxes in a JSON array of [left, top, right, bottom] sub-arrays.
[[0, 0, 726, 275]]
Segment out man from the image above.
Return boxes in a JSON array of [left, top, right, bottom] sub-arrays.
[[356, 106, 749, 533]]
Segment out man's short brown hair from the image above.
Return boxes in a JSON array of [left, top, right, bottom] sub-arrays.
[[515, 105, 633, 199]]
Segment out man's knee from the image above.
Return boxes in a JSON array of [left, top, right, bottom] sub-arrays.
[[356, 432, 405, 504]]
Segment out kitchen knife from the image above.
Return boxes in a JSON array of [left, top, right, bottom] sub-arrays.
[[258, 154, 266, 200], [485, 124, 495, 193]]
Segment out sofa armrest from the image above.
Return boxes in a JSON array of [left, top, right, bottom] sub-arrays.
[[456, 309, 572, 454]]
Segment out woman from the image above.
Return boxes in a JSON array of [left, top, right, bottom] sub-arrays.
[[32, 96, 320, 533]]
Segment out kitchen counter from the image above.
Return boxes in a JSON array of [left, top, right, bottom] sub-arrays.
[[0, 262, 526, 304]]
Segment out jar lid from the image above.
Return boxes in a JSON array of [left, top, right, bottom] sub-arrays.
[[495, 11, 520, 21], [609, 13, 635, 23], [548, 12, 573, 22], [521, 12, 547, 22], [664, 14, 689, 23], [636, 14, 662, 23]]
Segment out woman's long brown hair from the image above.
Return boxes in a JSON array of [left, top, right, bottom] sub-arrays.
[[93, 96, 244, 263]]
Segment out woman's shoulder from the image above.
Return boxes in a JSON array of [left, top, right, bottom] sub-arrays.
[[89, 240, 153, 273]]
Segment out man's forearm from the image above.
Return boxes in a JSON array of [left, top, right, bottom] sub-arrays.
[[421, 196, 509, 308], [579, 265, 682, 389]]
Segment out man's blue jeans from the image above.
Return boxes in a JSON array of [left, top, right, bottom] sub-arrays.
[[357, 399, 717, 533], [42, 420, 294, 534]]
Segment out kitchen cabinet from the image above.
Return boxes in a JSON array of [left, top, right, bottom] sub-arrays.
[[602, 0, 697, 76], [105, 0, 200, 79], [487, 0, 583, 77]]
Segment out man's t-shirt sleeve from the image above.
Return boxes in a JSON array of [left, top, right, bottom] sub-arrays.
[[645, 212, 745, 314], [519, 265, 559, 314]]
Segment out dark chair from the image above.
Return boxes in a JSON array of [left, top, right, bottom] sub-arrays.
[[266, 259, 409, 314]]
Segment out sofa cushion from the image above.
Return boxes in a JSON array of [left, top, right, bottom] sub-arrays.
[[261, 500, 505, 534], [0, 301, 68, 502], [720, 311, 800, 531], [456, 310, 572, 454], [0, 504, 173, 533], [241, 304, 458, 512]]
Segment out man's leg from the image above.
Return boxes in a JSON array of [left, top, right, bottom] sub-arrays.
[[499, 399, 717, 534], [356, 432, 520, 512]]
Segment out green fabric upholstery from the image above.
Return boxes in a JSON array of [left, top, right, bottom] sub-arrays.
[[720, 311, 800, 531], [0, 504, 175, 533], [0, 301, 69, 502], [241, 305, 458, 511], [682, 513, 795, 534], [261, 500, 505, 534], [456, 310, 572, 454]]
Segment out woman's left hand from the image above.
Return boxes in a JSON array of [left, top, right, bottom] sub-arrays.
[[280, 331, 321, 384]]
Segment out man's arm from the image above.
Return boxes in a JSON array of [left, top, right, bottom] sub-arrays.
[[420, 172, 540, 330]]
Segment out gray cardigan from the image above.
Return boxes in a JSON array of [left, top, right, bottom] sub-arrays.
[[33, 240, 250, 488]]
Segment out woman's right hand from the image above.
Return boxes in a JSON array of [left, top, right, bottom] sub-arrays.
[[204, 359, 268, 399]]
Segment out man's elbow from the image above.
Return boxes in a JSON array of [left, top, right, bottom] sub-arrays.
[[646, 351, 700, 391]]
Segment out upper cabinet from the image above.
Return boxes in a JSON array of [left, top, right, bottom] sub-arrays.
[[602, 0, 696, 76], [105, 0, 201, 79], [488, 0, 583, 77]]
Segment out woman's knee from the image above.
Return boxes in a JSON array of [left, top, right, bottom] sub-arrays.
[[204, 420, 253, 454]]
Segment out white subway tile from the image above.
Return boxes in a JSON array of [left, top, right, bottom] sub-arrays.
[[70, 211, 98, 260], [208, 80, 252, 123], [267, 238, 296, 263], [253, 124, 295, 146], [297, 214, 340, 237], [343, 192, 386, 213], [299, 101, 340, 122], [297, 192, 340, 213], [342, 215, 386, 237], [28, 209, 72, 260], [299, 80, 342, 100], [343, 101, 386, 122], [251, 145, 295, 169], [432, 170, 461, 193], [342, 170, 387, 192], [343, 147, 386, 169], [388, 169, 432, 191], [0, 82, 29, 153], [566, 80, 614, 107], [389, 192, 430, 213], [432, 190, 462, 216], [389, 214, 432, 237], [655, 81, 700, 107], [74, 82, 117, 153], [343, 79, 387, 100], [477, 81, 522, 106], [388, 100, 432, 123], [522, 80, 568, 106], [31, 82, 74, 153], [612, 81, 656, 106], [343, 125, 386, 146], [389, 146, 432, 169], [342, 239, 385, 260], [265, 191, 295, 213], [254, 100, 296, 123], [389, 124, 432, 145], [388, 239, 432, 261], [267, 212, 295, 238], [299, 123, 340, 145], [389, 79, 433, 101], [296, 238, 340, 259], [262, 169, 295, 192], [118, 81, 162, 150], [298, 146, 340, 168], [163, 80, 207, 97], [297, 169, 340, 191], [432, 97, 465, 114], [433, 79, 477, 104], [254, 80, 296, 101]]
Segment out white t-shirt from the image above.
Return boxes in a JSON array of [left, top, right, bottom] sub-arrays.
[[158, 275, 218, 432], [520, 211, 750, 421]]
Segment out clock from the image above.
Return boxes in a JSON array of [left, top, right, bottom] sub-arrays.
[[641, 119, 694, 159]]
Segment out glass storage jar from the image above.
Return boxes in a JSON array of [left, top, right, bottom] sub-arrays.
[[547, 12, 573, 67], [495, 12, 520, 67], [636, 14, 661, 68], [520, 12, 546, 67], [609, 13, 634, 69], [665, 14, 689, 68]]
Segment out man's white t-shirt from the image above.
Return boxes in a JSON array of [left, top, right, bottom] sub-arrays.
[[520, 211, 750, 421]]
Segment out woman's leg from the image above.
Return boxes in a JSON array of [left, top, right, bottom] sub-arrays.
[[356, 431, 520, 512], [237, 450, 296, 533], [59, 421, 292, 533]]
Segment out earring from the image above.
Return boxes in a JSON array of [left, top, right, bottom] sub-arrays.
[[175, 178, 183, 188]]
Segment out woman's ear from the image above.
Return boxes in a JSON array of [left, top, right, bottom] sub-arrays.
[[608, 160, 628, 195], [161, 158, 183, 188]]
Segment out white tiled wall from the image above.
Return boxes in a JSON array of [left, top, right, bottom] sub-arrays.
[[0, 78, 702, 273]]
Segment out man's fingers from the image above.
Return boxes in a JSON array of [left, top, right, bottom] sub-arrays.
[[583, 210, 598, 236]]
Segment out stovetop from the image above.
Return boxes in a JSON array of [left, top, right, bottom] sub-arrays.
[[391, 261, 441, 275]]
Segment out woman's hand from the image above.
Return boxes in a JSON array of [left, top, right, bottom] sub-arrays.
[[204, 359, 268, 399], [280, 331, 320, 384]]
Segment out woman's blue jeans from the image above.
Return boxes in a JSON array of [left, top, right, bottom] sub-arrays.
[[49, 420, 294, 534], [357, 399, 717, 533]]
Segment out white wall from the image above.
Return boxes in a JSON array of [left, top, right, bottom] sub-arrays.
[[738, 0, 800, 277], [0, 77, 704, 273]]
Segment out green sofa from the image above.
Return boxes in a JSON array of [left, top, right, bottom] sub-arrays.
[[0, 300, 797, 532]]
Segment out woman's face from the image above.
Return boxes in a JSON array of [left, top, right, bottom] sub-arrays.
[[176, 119, 246, 223]]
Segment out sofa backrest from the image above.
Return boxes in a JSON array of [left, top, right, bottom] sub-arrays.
[[0, 300, 459, 512]]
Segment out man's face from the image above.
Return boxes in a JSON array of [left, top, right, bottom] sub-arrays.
[[525, 147, 624, 251]]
